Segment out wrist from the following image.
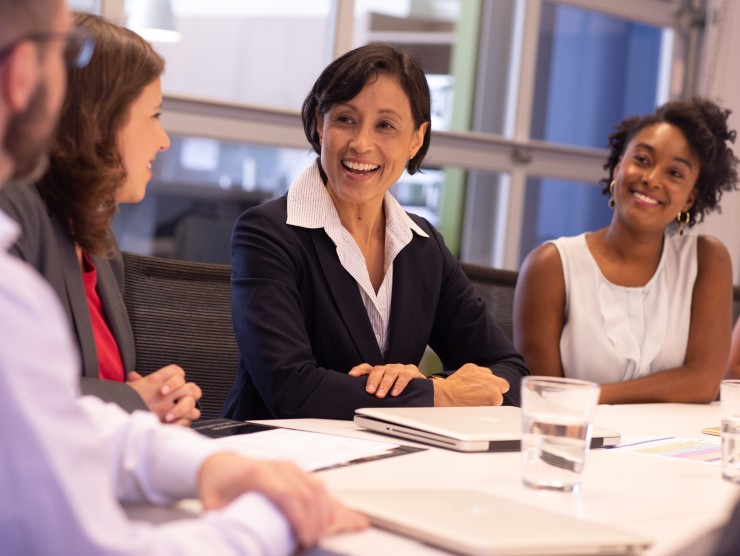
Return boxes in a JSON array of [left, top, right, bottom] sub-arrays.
[[432, 379, 453, 407]]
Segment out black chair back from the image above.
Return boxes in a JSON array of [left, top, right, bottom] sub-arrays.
[[122, 252, 237, 419], [461, 263, 518, 342]]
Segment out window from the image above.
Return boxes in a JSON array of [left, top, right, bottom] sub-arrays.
[[106, 0, 694, 269], [461, 0, 682, 268]]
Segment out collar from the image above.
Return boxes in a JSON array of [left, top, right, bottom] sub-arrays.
[[286, 161, 429, 244]]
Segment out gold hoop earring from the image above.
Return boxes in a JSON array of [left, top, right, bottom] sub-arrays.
[[608, 180, 616, 208], [677, 211, 690, 237]]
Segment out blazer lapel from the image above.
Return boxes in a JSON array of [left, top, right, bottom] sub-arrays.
[[53, 218, 100, 379], [310, 231, 383, 365], [386, 239, 424, 364], [91, 252, 136, 372]]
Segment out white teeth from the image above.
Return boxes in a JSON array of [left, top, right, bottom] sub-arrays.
[[633, 191, 658, 205], [343, 160, 379, 172]]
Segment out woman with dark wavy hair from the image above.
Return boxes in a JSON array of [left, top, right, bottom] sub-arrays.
[[223, 43, 529, 421], [514, 97, 738, 404], [0, 12, 201, 424]]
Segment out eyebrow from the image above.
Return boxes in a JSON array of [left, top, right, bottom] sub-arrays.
[[336, 102, 402, 119], [634, 142, 694, 169]]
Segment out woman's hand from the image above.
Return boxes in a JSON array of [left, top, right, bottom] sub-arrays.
[[127, 365, 202, 426], [198, 453, 369, 547], [433, 363, 510, 406], [348, 363, 426, 398]]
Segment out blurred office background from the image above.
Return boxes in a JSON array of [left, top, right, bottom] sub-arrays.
[[71, 0, 740, 281]]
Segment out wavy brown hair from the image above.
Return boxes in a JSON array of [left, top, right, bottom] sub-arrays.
[[600, 97, 739, 227], [37, 12, 164, 255]]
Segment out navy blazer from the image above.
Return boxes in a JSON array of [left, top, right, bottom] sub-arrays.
[[223, 193, 530, 421], [0, 181, 146, 412]]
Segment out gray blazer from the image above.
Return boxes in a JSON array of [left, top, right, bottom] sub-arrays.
[[0, 181, 146, 412]]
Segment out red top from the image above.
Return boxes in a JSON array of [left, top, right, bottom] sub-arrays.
[[82, 253, 125, 382]]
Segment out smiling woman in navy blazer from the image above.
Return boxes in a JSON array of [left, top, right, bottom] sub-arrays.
[[223, 44, 530, 421]]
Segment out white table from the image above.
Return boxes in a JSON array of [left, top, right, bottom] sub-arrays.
[[260, 403, 740, 556]]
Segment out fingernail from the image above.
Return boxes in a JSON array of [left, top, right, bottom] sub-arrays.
[[161, 385, 170, 395], [165, 412, 174, 422], [391, 388, 399, 396], [376, 389, 385, 397], [366, 384, 376, 393]]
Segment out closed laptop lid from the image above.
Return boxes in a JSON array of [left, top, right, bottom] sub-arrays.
[[338, 488, 652, 556], [354, 406, 620, 452]]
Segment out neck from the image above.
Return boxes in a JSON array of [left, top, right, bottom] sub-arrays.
[[329, 191, 386, 246], [601, 219, 665, 262]]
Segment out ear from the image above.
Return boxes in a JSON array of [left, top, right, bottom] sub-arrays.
[[682, 187, 698, 211], [613, 159, 622, 178], [1, 42, 40, 113], [315, 108, 324, 144], [409, 121, 428, 159]]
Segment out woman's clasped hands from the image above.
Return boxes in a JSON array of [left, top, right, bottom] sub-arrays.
[[348, 361, 509, 406]]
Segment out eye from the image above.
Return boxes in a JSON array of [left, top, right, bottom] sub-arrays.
[[669, 168, 685, 179], [633, 153, 650, 165], [154, 112, 162, 120], [334, 114, 355, 125], [377, 120, 396, 131]]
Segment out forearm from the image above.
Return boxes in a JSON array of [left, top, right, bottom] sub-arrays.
[[599, 365, 723, 404], [79, 377, 148, 413], [77, 396, 221, 504], [489, 360, 529, 406]]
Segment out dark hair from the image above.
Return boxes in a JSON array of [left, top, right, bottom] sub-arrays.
[[37, 12, 164, 256], [601, 97, 738, 227], [301, 43, 431, 176]]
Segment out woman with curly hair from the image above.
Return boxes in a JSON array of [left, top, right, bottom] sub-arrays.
[[0, 12, 202, 423], [513, 97, 738, 404]]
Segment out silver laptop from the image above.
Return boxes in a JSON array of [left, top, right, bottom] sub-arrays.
[[338, 488, 652, 555], [354, 406, 621, 452]]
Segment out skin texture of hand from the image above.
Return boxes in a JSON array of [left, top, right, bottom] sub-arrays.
[[433, 363, 510, 406], [197, 453, 369, 547], [348, 363, 427, 398], [127, 365, 202, 426]]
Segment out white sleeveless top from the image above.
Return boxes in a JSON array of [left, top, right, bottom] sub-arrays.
[[552, 232, 697, 384]]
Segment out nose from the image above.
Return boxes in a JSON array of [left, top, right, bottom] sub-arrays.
[[160, 127, 171, 152], [642, 166, 659, 187], [349, 122, 373, 153]]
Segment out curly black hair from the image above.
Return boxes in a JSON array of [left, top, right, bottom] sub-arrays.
[[600, 97, 738, 226]]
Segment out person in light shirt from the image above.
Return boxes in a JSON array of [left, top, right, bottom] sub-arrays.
[[514, 98, 738, 404], [0, 11, 202, 425], [0, 1, 367, 553], [223, 43, 530, 421]]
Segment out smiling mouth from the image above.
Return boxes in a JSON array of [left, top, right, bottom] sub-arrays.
[[632, 190, 661, 206], [342, 160, 380, 176]]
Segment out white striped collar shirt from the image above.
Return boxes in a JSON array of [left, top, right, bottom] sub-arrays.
[[287, 163, 429, 355]]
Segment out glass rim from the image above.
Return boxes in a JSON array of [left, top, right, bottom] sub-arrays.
[[721, 379, 740, 388]]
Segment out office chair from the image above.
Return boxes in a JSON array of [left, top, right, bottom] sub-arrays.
[[461, 262, 518, 342], [122, 251, 238, 419]]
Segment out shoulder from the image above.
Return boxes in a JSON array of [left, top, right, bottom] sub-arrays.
[[695, 235, 732, 273], [520, 241, 563, 278], [238, 196, 287, 225], [405, 211, 445, 249], [0, 181, 48, 226], [0, 251, 75, 361], [696, 234, 730, 257], [234, 197, 289, 238]]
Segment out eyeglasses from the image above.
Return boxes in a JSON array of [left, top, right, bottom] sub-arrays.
[[0, 25, 95, 69]]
